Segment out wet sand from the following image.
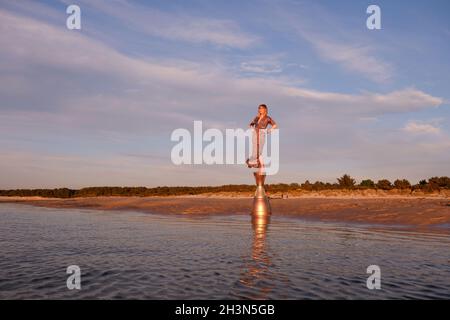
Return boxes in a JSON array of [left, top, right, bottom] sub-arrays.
[[1, 196, 449, 227]]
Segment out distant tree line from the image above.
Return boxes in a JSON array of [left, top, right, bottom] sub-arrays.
[[299, 174, 450, 192], [1, 175, 449, 198]]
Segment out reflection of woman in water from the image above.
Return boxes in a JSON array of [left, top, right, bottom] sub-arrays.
[[246, 104, 278, 169], [237, 214, 272, 299]]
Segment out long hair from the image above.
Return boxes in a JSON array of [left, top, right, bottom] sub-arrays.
[[250, 104, 269, 126]]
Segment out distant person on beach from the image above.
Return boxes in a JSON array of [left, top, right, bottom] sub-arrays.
[[246, 104, 278, 170]]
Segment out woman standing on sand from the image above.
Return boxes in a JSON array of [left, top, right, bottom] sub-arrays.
[[246, 104, 278, 170]]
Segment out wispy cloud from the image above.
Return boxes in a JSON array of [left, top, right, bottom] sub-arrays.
[[75, 0, 260, 49], [240, 55, 284, 74], [1, 8, 440, 123], [302, 34, 393, 83], [403, 120, 441, 135], [268, 1, 394, 83], [282, 87, 442, 115]]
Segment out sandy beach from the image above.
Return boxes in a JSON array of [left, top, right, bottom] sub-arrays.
[[1, 195, 449, 228]]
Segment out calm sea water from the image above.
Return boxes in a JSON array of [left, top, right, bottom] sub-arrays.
[[0, 203, 449, 299]]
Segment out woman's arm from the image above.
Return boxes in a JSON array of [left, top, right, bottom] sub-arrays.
[[268, 117, 278, 132], [249, 116, 259, 127]]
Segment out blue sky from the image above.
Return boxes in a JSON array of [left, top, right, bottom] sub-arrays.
[[0, 0, 449, 188]]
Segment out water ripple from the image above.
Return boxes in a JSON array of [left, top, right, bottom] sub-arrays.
[[0, 203, 449, 299]]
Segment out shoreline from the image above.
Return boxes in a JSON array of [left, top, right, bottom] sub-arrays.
[[1, 188, 448, 201], [1, 195, 449, 228]]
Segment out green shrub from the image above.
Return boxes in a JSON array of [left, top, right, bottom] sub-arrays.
[[376, 179, 393, 190], [394, 179, 411, 190], [337, 174, 356, 189], [428, 176, 450, 188], [301, 180, 313, 191], [360, 179, 375, 188]]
